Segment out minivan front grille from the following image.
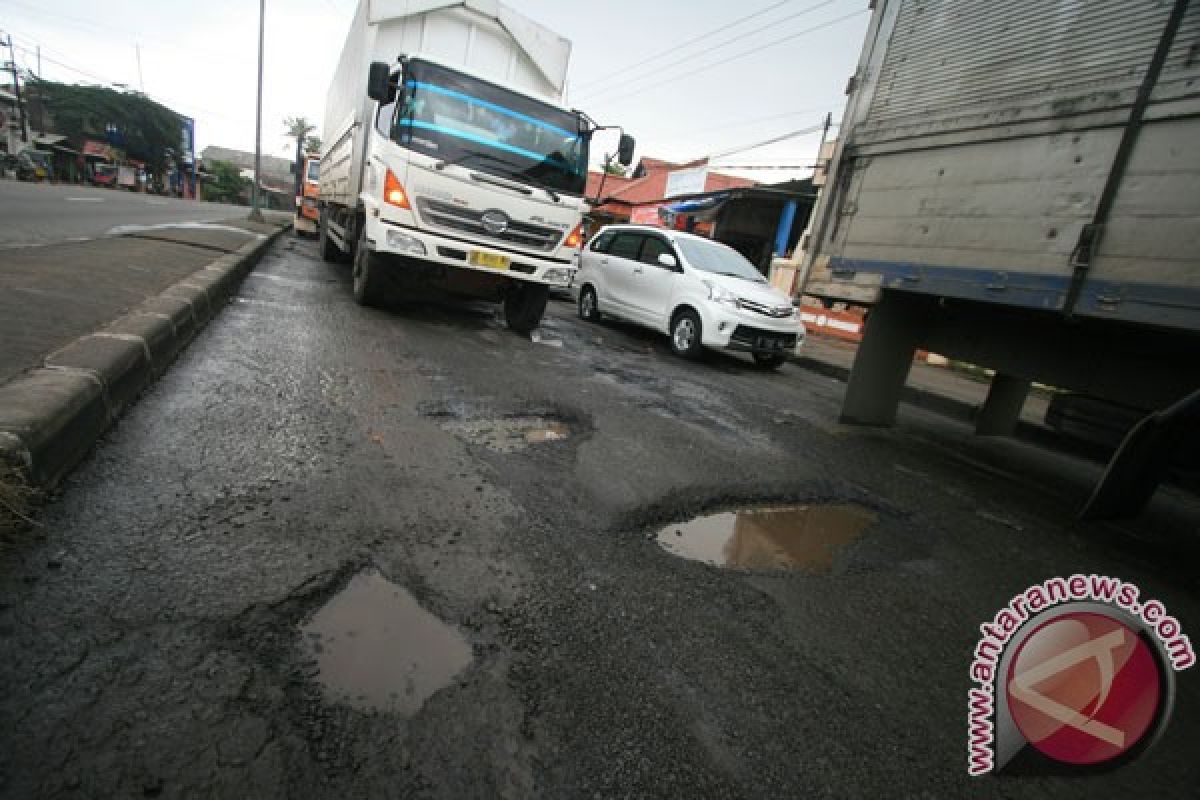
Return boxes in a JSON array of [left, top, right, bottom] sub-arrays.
[[738, 297, 794, 318], [415, 198, 563, 252]]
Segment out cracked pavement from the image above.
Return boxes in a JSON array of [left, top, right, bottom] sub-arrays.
[[1, 234, 1198, 798]]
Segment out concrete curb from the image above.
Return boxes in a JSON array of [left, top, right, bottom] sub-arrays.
[[0, 225, 288, 488]]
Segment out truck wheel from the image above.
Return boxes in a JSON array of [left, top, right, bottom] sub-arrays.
[[578, 285, 599, 321], [318, 209, 340, 263], [351, 228, 388, 307], [670, 309, 704, 360], [753, 353, 787, 370], [505, 283, 549, 334]]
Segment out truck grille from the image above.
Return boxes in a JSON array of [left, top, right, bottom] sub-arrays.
[[415, 198, 563, 252], [738, 297, 794, 318]]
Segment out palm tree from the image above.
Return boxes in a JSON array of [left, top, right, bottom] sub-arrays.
[[284, 116, 315, 195]]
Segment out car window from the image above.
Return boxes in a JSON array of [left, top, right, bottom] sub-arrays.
[[639, 236, 675, 268], [589, 231, 615, 253], [607, 233, 642, 261]]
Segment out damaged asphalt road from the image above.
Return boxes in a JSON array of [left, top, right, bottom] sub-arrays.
[[1, 235, 1198, 798]]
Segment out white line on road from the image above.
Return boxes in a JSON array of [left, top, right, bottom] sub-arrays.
[[66, 197, 105, 202]]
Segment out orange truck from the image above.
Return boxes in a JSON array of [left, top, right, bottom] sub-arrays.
[[294, 155, 320, 236]]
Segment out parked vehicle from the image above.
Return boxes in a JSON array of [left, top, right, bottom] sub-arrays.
[[91, 163, 119, 188], [16, 149, 50, 182], [576, 225, 804, 368], [294, 155, 320, 237], [117, 165, 138, 191], [800, 0, 1200, 515], [319, 0, 633, 333]]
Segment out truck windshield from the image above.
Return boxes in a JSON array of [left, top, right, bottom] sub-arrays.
[[393, 60, 588, 196], [306, 160, 319, 181]]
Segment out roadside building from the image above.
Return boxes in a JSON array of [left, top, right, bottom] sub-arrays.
[[200, 146, 296, 210]]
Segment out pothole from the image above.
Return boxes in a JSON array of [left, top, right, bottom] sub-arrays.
[[298, 569, 472, 714], [656, 504, 877, 572], [440, 416, 570, 453]]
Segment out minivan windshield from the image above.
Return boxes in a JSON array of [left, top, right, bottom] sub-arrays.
[[675, 237, 766, 283], [393, 59, 588, 195]]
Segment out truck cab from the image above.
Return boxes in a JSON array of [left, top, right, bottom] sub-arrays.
[[294, 156, 320, 236]]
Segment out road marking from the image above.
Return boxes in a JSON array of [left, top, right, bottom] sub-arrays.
[[65, 197, 104, 202]]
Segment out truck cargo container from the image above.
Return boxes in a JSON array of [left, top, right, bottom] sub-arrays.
[[800, 0, 1200, 516]]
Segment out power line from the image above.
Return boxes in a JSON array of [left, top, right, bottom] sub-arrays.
[[707, 120, 831, 160], [577, 9, 868, 105], [572, 0, 791, 92], [578, 0, 845, 102]]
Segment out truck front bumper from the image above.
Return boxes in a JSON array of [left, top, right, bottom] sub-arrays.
[[367, 216, 576, 288]]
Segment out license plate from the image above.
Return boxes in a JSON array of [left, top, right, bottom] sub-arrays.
[[469, 251, 510, 270], [757, 336, 784, 350]]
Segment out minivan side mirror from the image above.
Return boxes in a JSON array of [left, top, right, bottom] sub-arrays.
[[657, 253, 678, 269], [617, 133, 635, 166], [367, 61, 394, 103]]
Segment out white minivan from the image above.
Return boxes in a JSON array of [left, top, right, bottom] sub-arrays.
[[575, 225, 804, 368]]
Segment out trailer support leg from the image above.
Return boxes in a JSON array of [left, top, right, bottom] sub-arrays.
[[975, 373, 1031, 436], [840, 294, 923, 426]]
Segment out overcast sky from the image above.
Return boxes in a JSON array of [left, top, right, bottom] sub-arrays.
[[0, 0, 869, 182]]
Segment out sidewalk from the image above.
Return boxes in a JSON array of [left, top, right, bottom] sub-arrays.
[[1, 216, 288, 384], [0, 214, 291, 488]]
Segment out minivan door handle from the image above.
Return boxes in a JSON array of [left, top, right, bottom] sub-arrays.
[[633, 266, 644, 274]]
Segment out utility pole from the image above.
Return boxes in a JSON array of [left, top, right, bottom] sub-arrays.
[[135, 44, 144, 93], [4, 35, 28, 144], [248, 0, 265, 222]]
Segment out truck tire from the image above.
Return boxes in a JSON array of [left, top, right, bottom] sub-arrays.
[[318, 209, 340, 263], [351, 228, 388, 307], [504, 283, 549, 334]]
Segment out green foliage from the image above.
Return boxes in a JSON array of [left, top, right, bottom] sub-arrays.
[[602, 161, 628, 176], [284, 116, 316, 141], [29, 79, 181, 175], [304, 135, 322, 155], [204, 160, 249, 205]]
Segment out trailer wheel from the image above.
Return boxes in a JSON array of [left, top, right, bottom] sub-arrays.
[[504, 283, 549, 334], [351, 227, 388, 307], [318, 208, 340, 263]]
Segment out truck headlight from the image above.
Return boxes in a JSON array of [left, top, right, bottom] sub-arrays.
[[543, 268, 572, 285], [386, 229, 427, 255]]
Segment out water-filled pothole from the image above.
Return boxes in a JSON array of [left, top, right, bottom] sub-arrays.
[[298, 569, 472, 714], [440, 416, 570, 453], [656, 504, 877, 572]]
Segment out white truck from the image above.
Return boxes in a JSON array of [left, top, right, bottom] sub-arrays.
[[801, 0, 1200, 517], [319, 0, 633, 332]]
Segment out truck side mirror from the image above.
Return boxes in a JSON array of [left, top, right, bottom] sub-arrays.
[[367, 61, 394, 103], [617, 133, 635, 166]]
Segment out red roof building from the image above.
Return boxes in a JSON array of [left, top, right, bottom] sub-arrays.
[[584, 157, 757, 228]]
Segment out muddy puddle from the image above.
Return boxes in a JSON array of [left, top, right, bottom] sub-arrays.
[[299, 569, 472, 714], [440, 416, 570, 453], [657, 504, 877, 572]]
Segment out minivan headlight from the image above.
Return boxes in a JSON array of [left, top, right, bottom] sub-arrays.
[[703, 280, 739, 308]]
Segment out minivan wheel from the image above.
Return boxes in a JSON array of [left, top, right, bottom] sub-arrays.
[[752, 353, 787, 370], [670, 309, 704, 359], [578, 286, 599, 321]]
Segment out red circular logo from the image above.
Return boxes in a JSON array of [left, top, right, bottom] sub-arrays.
[[1006, 612, 1162, 765]]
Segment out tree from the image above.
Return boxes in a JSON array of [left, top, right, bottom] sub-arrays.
[[304, 135, 322, 155], [284, 116, 315, 193], [29, 79, 182, 176], [203, 160, 249, 205], [602, 161, 628, 177]]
